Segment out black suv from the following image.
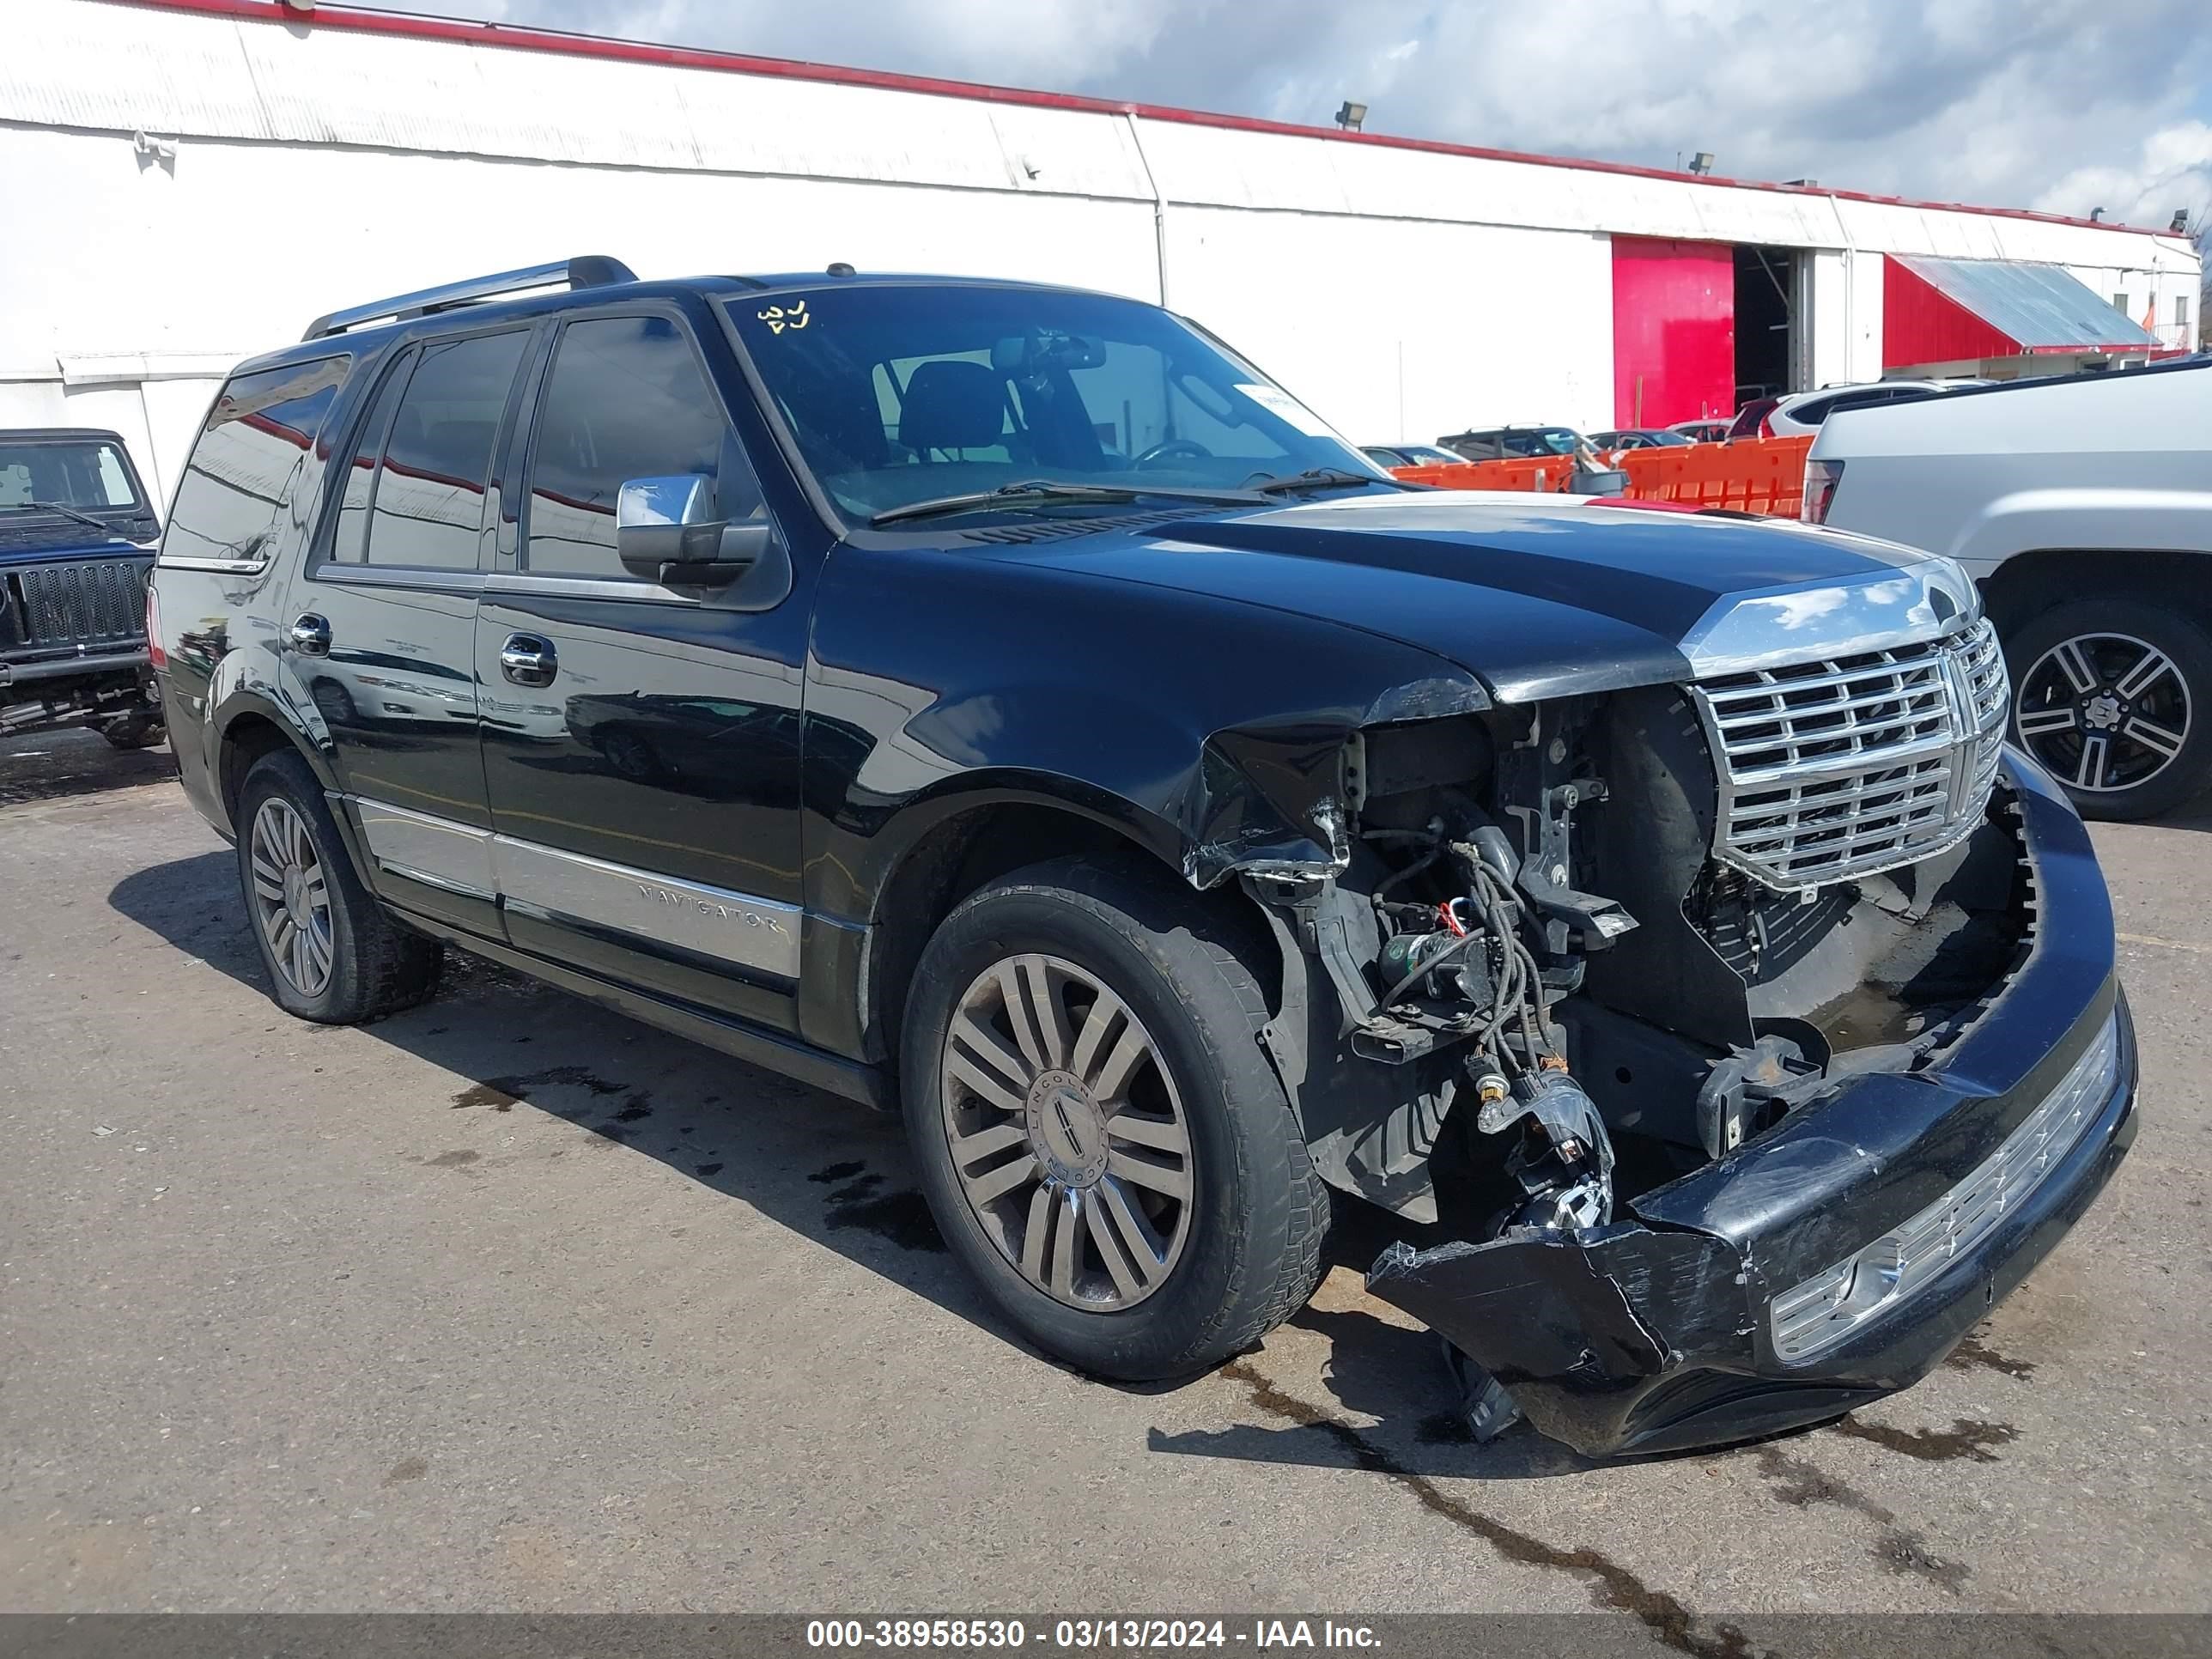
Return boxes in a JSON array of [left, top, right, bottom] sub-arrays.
[[2, 427, 164, 746], [152, 258, 2136, 1455]]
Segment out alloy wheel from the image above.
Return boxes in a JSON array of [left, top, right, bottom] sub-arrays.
[[2015, 631, 2192, 793], [938, 953, 1194, 1310], [247, 797, 335, 997]]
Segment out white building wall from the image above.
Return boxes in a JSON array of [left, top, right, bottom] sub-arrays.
[[0, 0, 2199, 486]]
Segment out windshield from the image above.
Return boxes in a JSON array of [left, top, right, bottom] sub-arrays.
[[723, 284, 1384, 522], [0, 438, 145, 515]]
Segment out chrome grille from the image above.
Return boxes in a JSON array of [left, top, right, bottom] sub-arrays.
[[1770, 1008, 2120, 1364], [3, 559, 151, 650], [1692, 617, 2008, 891]]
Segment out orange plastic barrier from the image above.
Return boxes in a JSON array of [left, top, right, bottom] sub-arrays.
[[1394, 435, 1814, 518], [1615, 434, 1814, 517], [1390, 456, 1577, 493]]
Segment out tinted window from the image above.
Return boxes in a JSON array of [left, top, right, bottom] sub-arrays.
[[725, 284, 1377, 520], [161, 359, 346, 565], [329, 348, 415, 564], [524, 314, 750, 579], [360, 331, 527, 570]]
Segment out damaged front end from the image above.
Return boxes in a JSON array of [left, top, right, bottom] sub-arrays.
[[1237, 596, 2138, 1458]]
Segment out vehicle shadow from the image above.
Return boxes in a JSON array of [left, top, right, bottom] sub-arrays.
[[106, 848, 1023, 1351], [0, 728, 173, 806], [109, 848, 1620, 1482]]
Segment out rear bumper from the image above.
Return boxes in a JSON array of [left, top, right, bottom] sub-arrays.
[[1368, 754, 2138, 1458]]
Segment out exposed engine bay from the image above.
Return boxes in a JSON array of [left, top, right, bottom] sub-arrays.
[[1243, 663, 2034, 1443]]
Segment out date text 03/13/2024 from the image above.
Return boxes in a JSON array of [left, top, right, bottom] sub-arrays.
[[805, 1620, 1382, 1650]]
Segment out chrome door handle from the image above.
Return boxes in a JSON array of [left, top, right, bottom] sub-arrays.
[[289, 614, 331, 657], [499, 633, 556, 687]]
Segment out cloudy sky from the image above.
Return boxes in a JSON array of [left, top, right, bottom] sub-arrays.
[[439, 0, 2212, 230]]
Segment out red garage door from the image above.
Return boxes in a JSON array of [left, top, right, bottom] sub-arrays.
[[1611, 238, 1735, 428]]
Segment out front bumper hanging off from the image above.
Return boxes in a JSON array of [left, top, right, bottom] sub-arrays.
[[1366, 758, 2140, 1459]]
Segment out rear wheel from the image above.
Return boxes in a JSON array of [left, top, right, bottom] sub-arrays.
[[900, 857, 1326, 1382], [235, 749, 441, 1022], [2008, 598, 2212, 820]]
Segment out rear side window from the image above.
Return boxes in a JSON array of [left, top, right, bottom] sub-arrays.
[[331, 330, 528, 571], [522, 314, 755, 580], [161, 358, 346, 565]]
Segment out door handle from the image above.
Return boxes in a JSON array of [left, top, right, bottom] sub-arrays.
[[289, 614, 331, 657], [499, 633, 557, 687]]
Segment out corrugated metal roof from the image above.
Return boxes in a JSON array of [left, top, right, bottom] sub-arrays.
[[1893, 256, 2161, 350]]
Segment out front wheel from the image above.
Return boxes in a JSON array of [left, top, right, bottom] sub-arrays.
[[900, 857, 1326, 1382], [2008, 598, 2212, 820], [98, 711, 164, 750]]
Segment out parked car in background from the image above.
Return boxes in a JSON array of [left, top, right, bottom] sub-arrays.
[[1727, 380, 1957, 441], [1810, 356, 2212, 819], [1437, 425, 1587, 460], [1587, 428, 1692, 452], [1361, 443, 1471, 469], [152, 257, 2135, 1459], [0, 427, 164, 747], [1668, 419, 1733, 443]]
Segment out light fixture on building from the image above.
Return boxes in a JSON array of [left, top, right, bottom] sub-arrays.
[[2090, 207, 2105, 222], [1687, 152, 1715, 176], [1784, 177, 1817, 187], [2172, 209, 2191, 234], [280, 0, 315, 11], [1334, 100, 1367, 132]]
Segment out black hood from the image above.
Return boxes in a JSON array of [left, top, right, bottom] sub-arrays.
[[1022, 495, 1946, 702]]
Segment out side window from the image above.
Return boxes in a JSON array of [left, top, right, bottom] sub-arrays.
[[329, 348, 416, 564], [523, 314, 754, 580], [359, 330, 527, 571], [161, 358, 346, 565]]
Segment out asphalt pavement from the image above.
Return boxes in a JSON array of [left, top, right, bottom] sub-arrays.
[[3, 727, 2207, 1628]]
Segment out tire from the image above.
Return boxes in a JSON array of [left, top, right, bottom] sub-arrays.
[[2007, 597, 2212, 821], [99, 714, 164, 750], [234, 748, 442, 1023], [900, 855, 1327, 1382]]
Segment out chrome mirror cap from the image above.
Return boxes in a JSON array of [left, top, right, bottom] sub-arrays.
[[616, 473, 716, 531]]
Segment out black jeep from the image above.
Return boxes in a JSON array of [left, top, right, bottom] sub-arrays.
[[1, 428, 164, 746], [149, 258, 2136, 1456]]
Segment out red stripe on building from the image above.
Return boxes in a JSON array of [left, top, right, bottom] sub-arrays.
[[112, 0, 2176, 239]]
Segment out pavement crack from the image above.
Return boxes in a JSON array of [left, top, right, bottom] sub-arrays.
[[1218, 1361, 1766, 1658]]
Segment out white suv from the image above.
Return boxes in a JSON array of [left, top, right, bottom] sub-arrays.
[[1727, 380, 1960, 441], [1808, 359, 2212, 819]]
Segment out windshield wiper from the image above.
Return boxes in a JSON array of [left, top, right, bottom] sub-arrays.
[[2, 499, 111, 531], [1248, 468, 1402, 497], [868, 478, 1258, 527]]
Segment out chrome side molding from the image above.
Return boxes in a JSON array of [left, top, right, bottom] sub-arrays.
[[343, 794, 800, 979], [348, 796, 496, 898]]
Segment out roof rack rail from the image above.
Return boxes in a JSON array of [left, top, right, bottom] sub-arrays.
[[301, 255, 637, 342]]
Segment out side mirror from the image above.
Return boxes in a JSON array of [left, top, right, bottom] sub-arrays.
[[616, 474, 768, 587]]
